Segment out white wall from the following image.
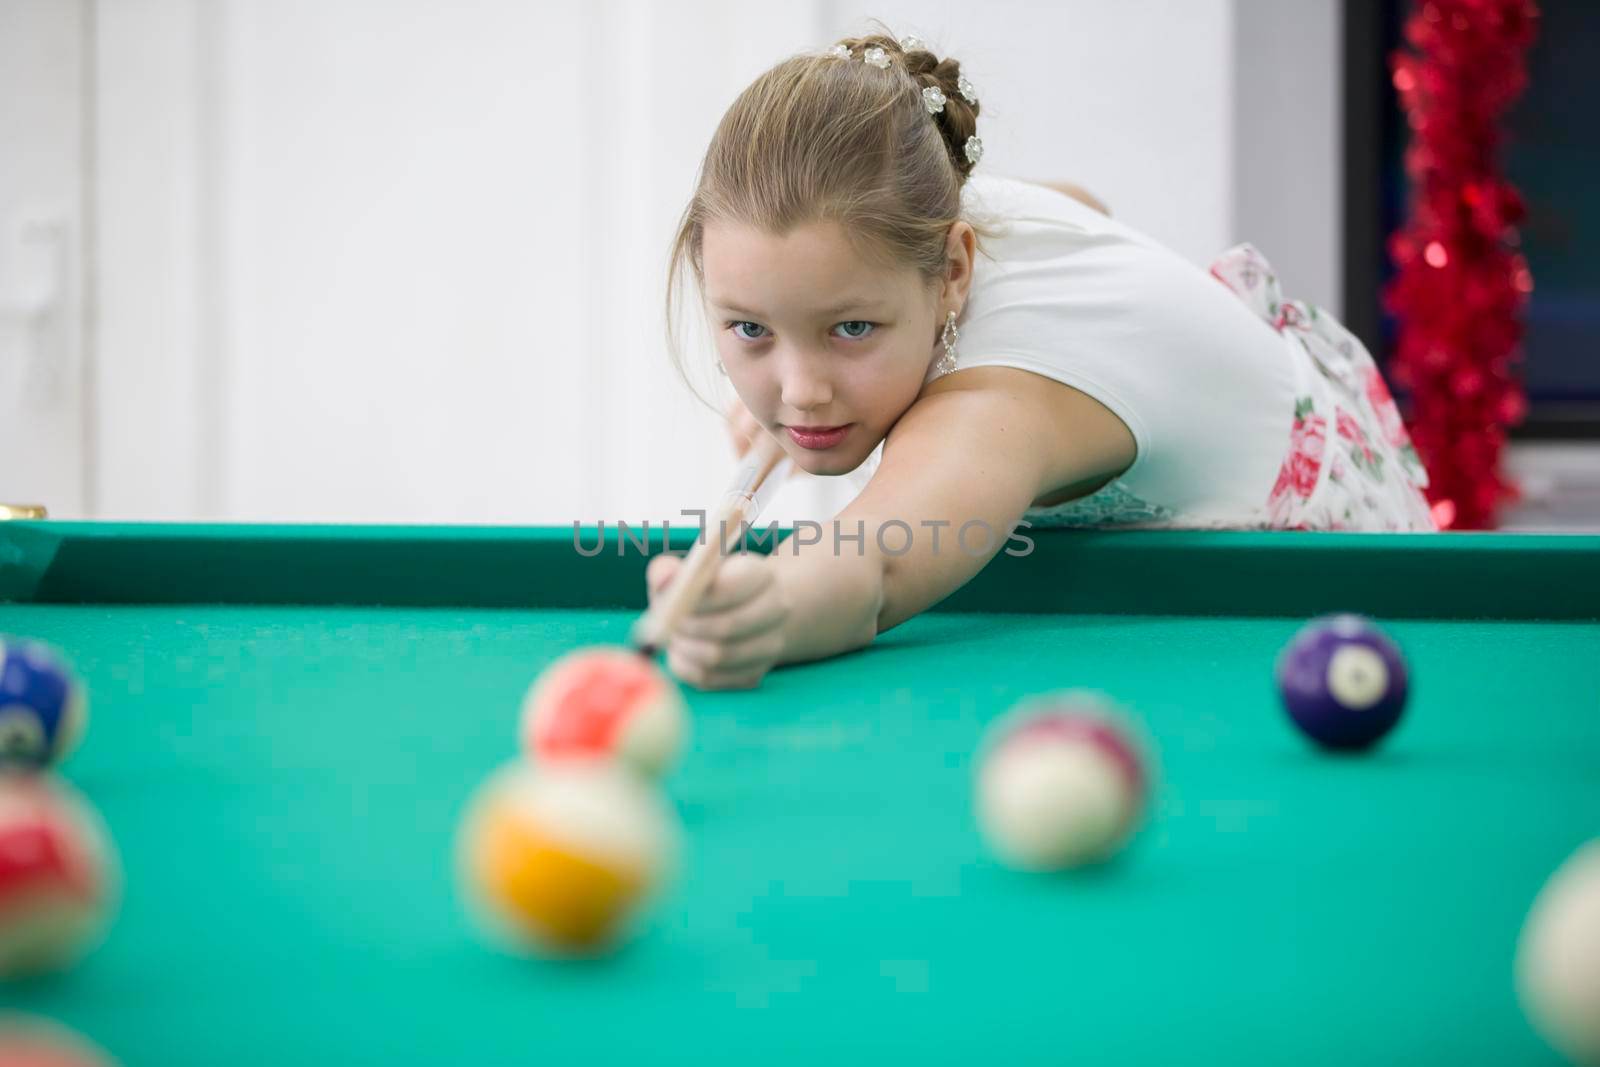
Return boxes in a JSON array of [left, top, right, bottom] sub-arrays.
[[1232, 0, 1341, 312], [61, 0, 1340, 524], [0, 0, 86, 516], [94, 0, 211, 520]]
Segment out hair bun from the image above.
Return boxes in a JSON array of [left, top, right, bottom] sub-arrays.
[[840, 31, 982, 180], [905, 48, 981, 180]]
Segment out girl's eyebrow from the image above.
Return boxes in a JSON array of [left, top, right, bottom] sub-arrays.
[[710, 298, 882, 318]]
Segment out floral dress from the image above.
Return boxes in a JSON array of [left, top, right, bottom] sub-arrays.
[[1022, 243, 1436, 533], [1207, 243, 1436, 532]]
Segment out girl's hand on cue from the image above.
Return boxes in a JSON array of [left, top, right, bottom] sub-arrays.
[[646, 551, 789, 690]]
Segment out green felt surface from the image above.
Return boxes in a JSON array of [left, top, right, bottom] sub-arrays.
[[1, 603, 1595, 1065]]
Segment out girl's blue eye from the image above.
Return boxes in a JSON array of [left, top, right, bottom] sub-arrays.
[[725, 321, 876, 341]]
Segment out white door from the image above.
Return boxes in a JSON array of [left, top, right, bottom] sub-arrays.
[[0, 0, 86, 518]]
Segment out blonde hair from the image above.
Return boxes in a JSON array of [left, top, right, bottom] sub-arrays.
[[664, 24, 1003, 409]]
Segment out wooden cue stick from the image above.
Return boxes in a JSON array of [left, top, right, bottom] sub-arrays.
[[631, 434, 788, 657]]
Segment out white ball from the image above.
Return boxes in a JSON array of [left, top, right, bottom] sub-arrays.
[[1517, 838, 1600, 1064], [974, 700, 1147, 871]]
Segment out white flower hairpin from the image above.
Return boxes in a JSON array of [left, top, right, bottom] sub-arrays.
[[823, 39, 983, 168]]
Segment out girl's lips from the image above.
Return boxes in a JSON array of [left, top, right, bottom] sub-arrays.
[[785, 424, 851, 450]]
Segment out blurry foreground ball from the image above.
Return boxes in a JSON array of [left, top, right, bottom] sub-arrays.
[[975, 693, 1150, 871], [522, 647, 687, 777], [456, 761, 677, 957], [0, 1015, 117, 1066], [1517, 839, 1600, 1065], [0, 639, 88, 772], [0, 777, 120, 979]]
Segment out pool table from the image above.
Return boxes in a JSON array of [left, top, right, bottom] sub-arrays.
[[2, 521, 1597, 1065]]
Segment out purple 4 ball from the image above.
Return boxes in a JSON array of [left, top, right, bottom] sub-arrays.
[[1276, 614, 1409, 750]]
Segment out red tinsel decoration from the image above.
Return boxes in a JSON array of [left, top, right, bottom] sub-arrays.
[[1383, 0, 1538, 530]]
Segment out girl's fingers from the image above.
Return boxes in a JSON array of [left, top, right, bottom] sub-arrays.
[[669, 628, 783, 678], [692, 553, 771, 614], [667, 651, 765, 690], [646, 554, 682, 603], [673, 590, 786, 644]]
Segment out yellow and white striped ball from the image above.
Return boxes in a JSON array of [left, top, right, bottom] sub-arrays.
[[521, 648, 687, 778], [455, 761, 677, 957]]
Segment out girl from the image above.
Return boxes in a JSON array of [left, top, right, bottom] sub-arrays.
[[645, 30, 1435, 690]]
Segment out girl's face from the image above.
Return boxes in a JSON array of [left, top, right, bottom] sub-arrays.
[[702, 219, 971, 476]]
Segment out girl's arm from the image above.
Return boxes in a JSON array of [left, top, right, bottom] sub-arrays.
[[651, 368, 1133, 688]]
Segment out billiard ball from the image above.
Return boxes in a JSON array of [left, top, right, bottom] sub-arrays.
[[1276, 614, 1408, 751], [455, 761, 678, 957], [0, 776, 121, 978], [1516, 838, 1600, 1064], [0, 638, 88, 772], [974, 693, 1150, 871], [0, 1014, 116, 1066], [521, 648, 687, 778]]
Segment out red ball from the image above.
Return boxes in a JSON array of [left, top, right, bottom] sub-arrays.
[[0, 776, 120, 978], [521, 648, 688, 778]]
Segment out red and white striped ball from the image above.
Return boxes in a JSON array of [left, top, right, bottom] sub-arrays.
[[0, 776, 120, 979], [521, 648, 687, 778], [0, 1015, 117, 1066], [975, 694, 1150, 871]]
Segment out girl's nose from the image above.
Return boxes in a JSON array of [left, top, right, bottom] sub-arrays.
[[779, 356, 833, 413]]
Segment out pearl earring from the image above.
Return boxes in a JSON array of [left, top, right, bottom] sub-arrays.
[[936, 311, 959, 376]]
